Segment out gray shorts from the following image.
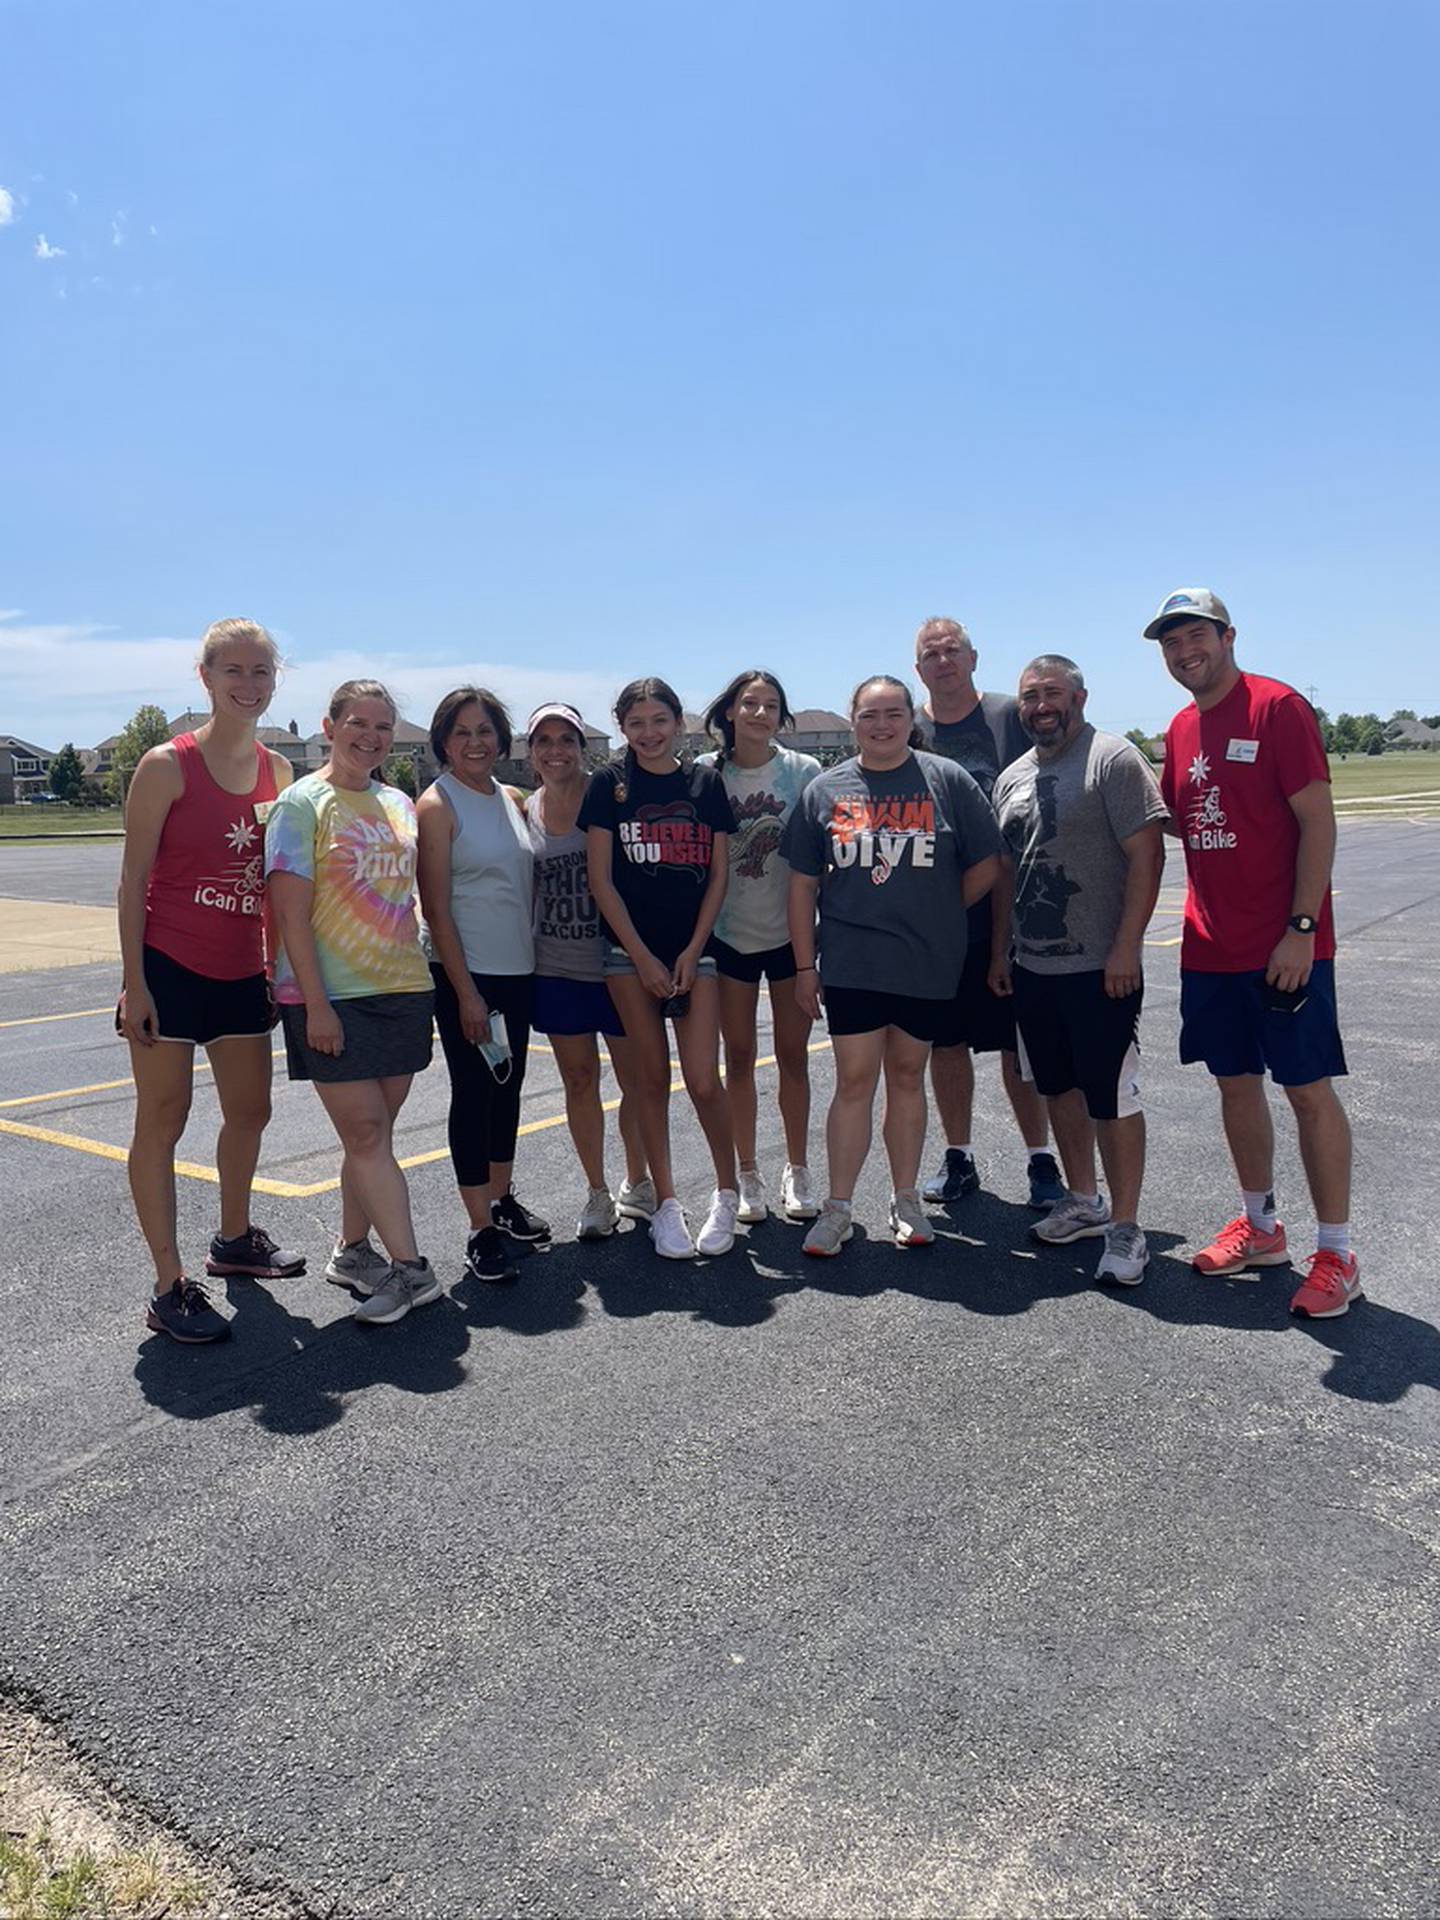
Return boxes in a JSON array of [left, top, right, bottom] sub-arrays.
[[601, 945, 717, 983], [281, 991, 435, 1083]]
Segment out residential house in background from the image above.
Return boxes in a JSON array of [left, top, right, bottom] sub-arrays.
[[0, 735, 54, 803], [1384, 718, 1440, 751]]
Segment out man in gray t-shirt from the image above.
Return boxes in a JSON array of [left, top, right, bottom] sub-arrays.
[[991, 655, 1166, 1288]]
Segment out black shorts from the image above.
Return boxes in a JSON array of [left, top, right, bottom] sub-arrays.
[[281, 991, 435, 1084], [931, 941, 1018, 1053], [121, 943, 273, 1047], [823, 983, 944, 1044], [1179, 961, 1347, 1086], [1012, 968, 1142, 1121], [707, 935, 798, 985]]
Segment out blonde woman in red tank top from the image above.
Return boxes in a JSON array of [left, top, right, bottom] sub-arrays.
[[117, 618, 304, 1343]]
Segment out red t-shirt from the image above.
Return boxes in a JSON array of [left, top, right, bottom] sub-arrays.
[[144, 734, 278, 980], [1161, 673, 1334, 973]]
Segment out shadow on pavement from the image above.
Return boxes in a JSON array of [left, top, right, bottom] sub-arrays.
[[133, 1275, 472, 1436]]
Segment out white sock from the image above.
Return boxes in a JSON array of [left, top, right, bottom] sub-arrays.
[[1029, 1148, 1051, 1163], [1316, 1221, 1351, 1258], [826, 1197, 853, 1213], [1243, 1188, 1277, 1231], [1073, 1191, 1102, 1207], [948, 1143, 973, 1157]]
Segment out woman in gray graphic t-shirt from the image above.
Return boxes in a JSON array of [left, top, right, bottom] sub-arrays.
[[781, 675, 1001, 1259]]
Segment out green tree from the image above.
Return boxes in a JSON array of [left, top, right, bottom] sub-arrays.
[[109, 705, 172, 803], [1364, 731, 1386, 756], [1390, 709, 1417, 723], [1331, 712, 1359, 755], [48, 742, 85, 802], [1421, 715, 1440, 730], [1311, 706, 1335, 752], [383, 752, 417, 796], [1356, 719, 1386, 756], [1124, 727, 1157, 762]]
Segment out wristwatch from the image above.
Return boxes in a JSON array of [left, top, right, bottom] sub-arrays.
[[1288, 914, 1317, 935]]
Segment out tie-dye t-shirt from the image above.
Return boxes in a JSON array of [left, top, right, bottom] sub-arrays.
[[263, 774, 432, 1003]]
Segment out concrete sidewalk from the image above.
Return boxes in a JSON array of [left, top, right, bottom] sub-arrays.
[[0, 898, 121, 973]]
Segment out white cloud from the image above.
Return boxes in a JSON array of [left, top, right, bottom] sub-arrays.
[[65, 188, 79, 208], [0, 187, 15, 226], [0, 614, 623, 751], [111, 210, 127, 247], [33, 234, 65, 260]]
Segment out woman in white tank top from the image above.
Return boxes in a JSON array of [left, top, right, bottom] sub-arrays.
[[417, 686, 546, 1287]]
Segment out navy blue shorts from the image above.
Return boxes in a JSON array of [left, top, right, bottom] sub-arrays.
[[532, 975, 626, 1039], [1179, 961, 1347, 1086]]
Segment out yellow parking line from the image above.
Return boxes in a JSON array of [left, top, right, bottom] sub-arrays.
[[0, 1038, 837, 1197], [0, 1048, 287, 1113], [0, 1005, 113, 1031]]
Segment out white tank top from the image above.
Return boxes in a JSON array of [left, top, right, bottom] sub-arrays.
[[421, 772, 535, 976]]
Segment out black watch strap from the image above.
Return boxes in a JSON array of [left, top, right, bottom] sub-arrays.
[[1288, 913, 1317, 935]]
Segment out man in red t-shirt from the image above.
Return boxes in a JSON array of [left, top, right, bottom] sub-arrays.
[[1146, 587, 1359, 1319]]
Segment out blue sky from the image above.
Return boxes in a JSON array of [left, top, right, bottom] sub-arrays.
[[3, 0, 1437, 751]]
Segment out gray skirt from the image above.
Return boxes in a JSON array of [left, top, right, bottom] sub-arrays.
[[281, 991, 435, 1083]]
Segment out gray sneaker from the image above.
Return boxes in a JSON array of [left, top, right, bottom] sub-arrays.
[[1096, 1222, 1149, 1286], [351, 1257, 443, 1325], [1031, 1193, 1111, 1245], [889, 1188, 936, 1248], [616, 1177, 658, 1221], [576, 1188, 619, 1240], [802, 1202, 854, 1258], [324, 1235, 392, 1297]]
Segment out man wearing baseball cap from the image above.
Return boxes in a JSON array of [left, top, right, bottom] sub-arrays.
[[1146, 588, 1359, 1317]]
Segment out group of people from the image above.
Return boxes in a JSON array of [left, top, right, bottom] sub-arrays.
[[118, 587, 1359, 1343]]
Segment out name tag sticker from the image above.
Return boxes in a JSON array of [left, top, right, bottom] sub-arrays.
[[1226, 738, 1260, 763]]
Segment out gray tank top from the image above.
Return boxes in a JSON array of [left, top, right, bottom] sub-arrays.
[[527, 794, 605, 981], [421, 772, 534, 976]]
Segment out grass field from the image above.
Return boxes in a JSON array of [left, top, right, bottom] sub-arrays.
[[1329, 754, 1440, 805], [0, 809, 120, 837]]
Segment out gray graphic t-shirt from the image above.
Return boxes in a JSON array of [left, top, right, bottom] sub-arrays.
[[992, 725, 1167, 975], [781, 751, 1001, 999]]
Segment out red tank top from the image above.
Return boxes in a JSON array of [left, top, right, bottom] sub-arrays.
[[144, 733, 279, 981]]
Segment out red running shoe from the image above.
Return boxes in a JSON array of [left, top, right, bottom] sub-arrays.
[[1290, 1250, 1363, 1319], [1192, 1215, 1289, 1276]]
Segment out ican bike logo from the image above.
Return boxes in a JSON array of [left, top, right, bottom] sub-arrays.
[[1186, 749, 1236, 850]]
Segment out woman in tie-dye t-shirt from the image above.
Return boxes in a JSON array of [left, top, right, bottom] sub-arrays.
[[264, 679, 440, 1326]]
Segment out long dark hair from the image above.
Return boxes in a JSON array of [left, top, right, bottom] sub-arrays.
[[702, 667, 795, 772], [849, 674, 923, 751], [613, 676, 685, 803]]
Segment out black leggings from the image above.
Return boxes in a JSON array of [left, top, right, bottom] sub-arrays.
[[431, 967, 533, 1189]]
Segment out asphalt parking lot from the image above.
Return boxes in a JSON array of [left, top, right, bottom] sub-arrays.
[[2, 819, 1438, 1918]]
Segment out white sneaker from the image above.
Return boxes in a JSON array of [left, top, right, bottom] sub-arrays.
[[889, 1189, 936, 1248], [736, 1168, 768, 1223], [781, 1163, 820, 1220], [576, 1188, 619, 1240], [802, 1201, 853, 1257], [617, 1176, 658, 1221], [696, 1188, 739, 1257], [650, 1197, 695, 1259], [1095, 1222, 1148, 1286]]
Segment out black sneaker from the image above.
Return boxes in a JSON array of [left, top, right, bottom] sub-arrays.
[[491, 1192, 551, 1243], [1027, 1152, 1066, 1211], [206, 1225, 307, 1279], [922, 1149, 980, 1205], [465, 1226, 520, 1285], [146, 1278, 231, 1344]]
